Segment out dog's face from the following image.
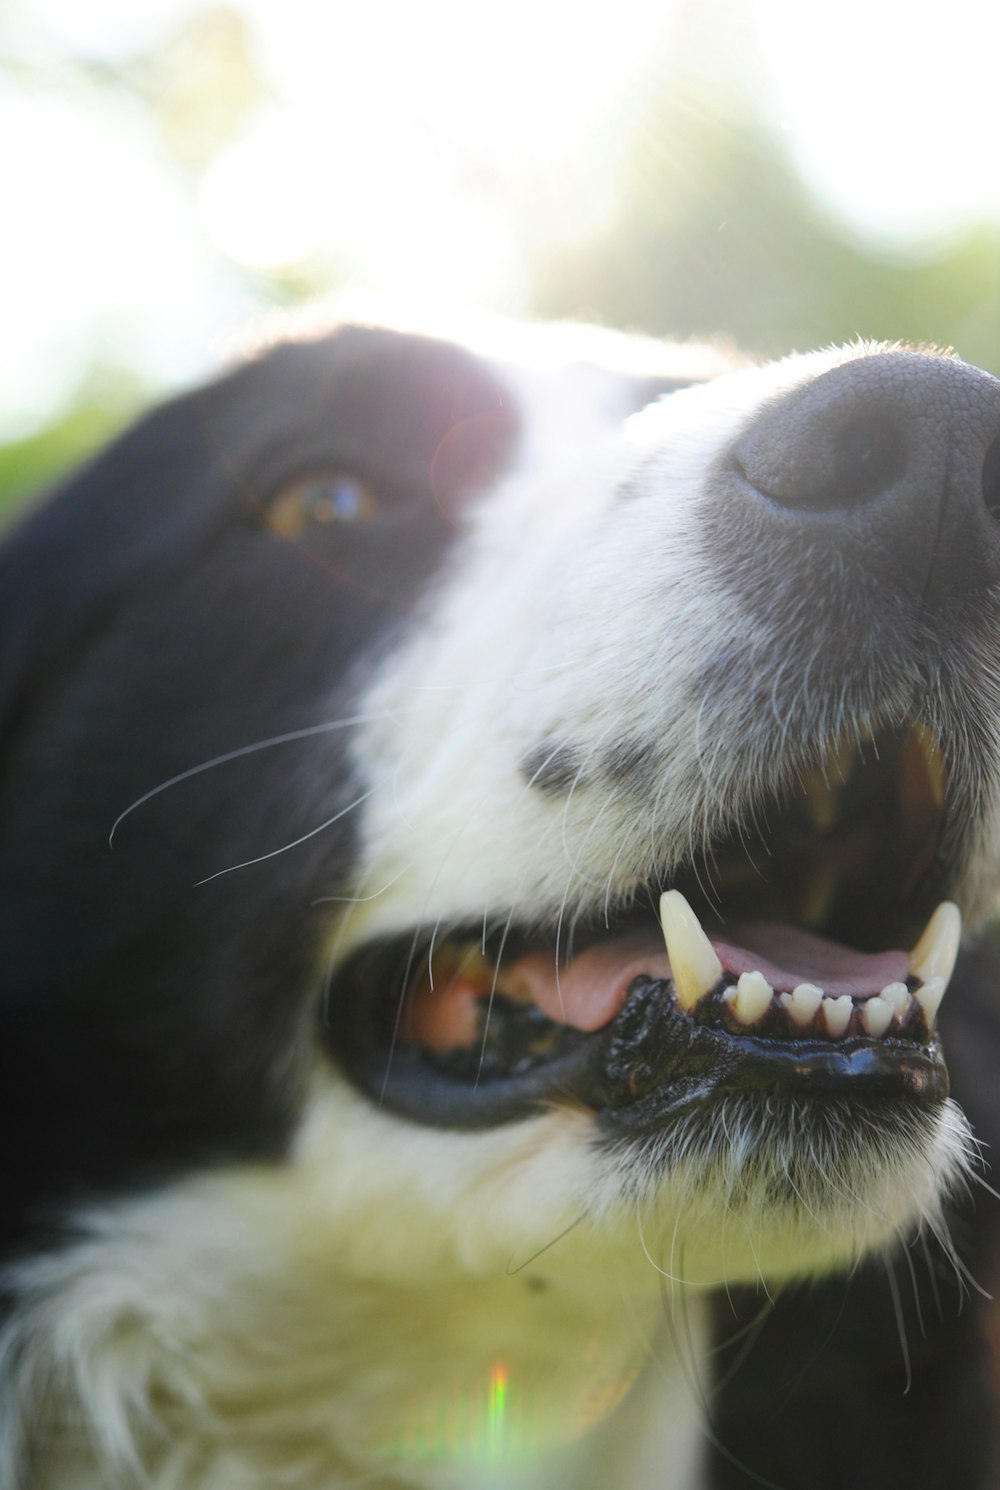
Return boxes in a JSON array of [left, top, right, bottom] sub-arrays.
[[3, 316, 1000, 1485]]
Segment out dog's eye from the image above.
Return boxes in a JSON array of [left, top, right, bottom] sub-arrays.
[[266, 473, 377, 536]]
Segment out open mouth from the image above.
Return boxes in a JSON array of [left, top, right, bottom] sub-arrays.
[[325, 723, 959, 1131]]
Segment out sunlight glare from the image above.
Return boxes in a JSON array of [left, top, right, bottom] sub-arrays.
[[0, 85, 244, 438], [199, 0, 672, 289], [756, 0, 1000, 250], [7, 0, 1000, 445]]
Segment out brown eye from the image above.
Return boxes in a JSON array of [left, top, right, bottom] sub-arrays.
[[267, 473, 377, 537]]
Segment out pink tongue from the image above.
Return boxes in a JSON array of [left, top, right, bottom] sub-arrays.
[[717, 923, 907, 999], [505, 925, 910, 1034], [504, 936, 671, 1033]]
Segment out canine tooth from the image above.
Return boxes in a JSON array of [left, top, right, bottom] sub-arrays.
[[880, 981, 910, 1020], [909, 902, 961, 988], [913, 724, 946, 808], [780, 983, 823, 1026], [822, 994, 853, 1037], [916, 975, 946, 1027], [659, 890, 723, 1012], [861, 997, 893, 1038], [733, 971, 773, 1026]]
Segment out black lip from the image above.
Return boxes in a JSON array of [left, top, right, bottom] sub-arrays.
[[324, 949, 949, 1131], [323, 938, 596, 1128], [592, 976, 949, 1138]]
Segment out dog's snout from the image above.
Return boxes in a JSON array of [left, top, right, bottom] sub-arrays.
[[733, 351, 1000, 601]]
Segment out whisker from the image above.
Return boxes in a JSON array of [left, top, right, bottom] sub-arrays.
[[918, 1229, 945, 1321], [900, 1239, 926, 1340], [193, 788, 377, 886], [374, 818, 480, 1102], [379, 919, 427, 1106], [636, 1212, 725, 1289], [883, 1255, 912, 1394], [475, 904, 518, 1090], [709, 1299, 774, 1397], [108, 711, 395, 845], [505, 1214, 585, 1275], [312, 865, 414, 907]]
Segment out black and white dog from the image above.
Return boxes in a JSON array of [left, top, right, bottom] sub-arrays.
[[3, 314, 1000, 1489]]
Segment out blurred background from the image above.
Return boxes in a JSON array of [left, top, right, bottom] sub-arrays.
[[3, 0, 1000, 513]]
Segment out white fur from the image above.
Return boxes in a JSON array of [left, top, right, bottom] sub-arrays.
[[348, 341, 979, 934], [1, 1079, 972, 1490]]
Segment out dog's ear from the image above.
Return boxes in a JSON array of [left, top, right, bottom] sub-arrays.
[[0, 325, 520, 743]]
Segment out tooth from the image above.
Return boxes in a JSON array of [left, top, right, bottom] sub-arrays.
[[780, 983, 823, 1026], [822, 994, 853, 1037], [913, 724, 946, 808], [916, 975, 946, 1027], [659, 890, 723, 1012], [909, 902, 961, 987], [880, 981, 910, 1020], [861, 997, 893, 1038], [733, 971, 773, 1026]]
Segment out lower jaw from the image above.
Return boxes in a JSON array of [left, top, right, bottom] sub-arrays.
[[325, 951, 949, 1136], [324, 935, 964, 1295]]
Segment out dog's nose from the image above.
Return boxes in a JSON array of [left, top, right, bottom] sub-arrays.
[[733, 351, 1000, 602]]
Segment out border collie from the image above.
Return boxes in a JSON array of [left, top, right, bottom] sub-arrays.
[[3, 315, 1000, 1490]]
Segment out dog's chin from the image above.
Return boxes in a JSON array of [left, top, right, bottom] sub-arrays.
[[606, 1085, 972, 1285], [301, 1057, 969, 1295]]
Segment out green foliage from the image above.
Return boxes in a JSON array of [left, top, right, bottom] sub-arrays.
[[534, 86, 1000, 371], [4, 3, 999, 518], [0, 392, 139, 527]]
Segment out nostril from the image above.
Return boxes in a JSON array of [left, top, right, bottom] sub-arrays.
[[735, 403, 907, 514], [826, 413, 907, 511], [982, 435, 1000, 521]]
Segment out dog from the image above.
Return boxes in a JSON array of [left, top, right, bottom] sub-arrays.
[[3, 313, 1000, 1490]]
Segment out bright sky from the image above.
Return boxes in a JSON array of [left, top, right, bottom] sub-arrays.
[[3, 0, 1000, 439], [756, 0, 1000, 248]]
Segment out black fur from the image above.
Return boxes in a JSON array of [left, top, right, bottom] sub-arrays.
[[0, 326, 519, 1252]]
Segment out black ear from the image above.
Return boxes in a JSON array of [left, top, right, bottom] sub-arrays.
[[0, 325, 520, 744]]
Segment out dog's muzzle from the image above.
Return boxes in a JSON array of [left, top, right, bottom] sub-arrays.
[[327, 350, 1000, 1134]]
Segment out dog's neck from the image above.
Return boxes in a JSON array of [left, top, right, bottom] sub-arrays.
[[8, 1102, 709, 1490]]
